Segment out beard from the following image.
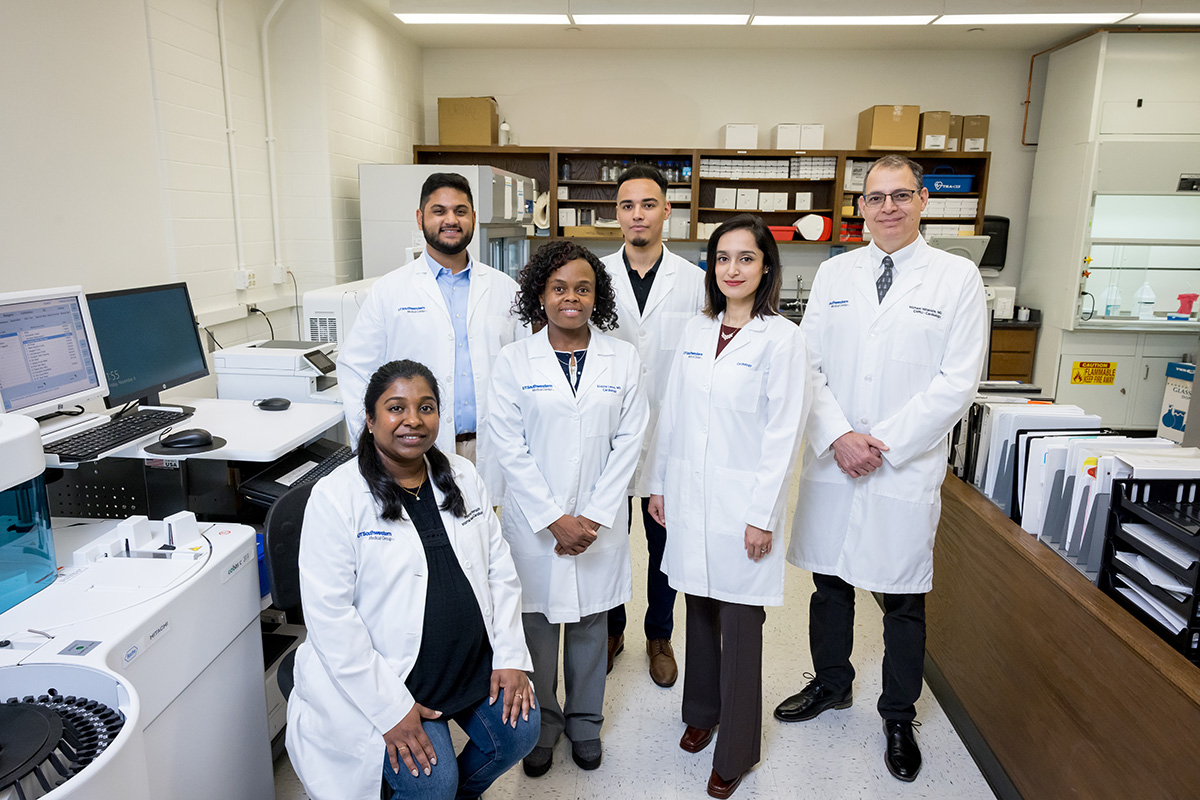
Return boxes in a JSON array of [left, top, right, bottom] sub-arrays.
[[423, 222, 474, 256], [627, 233, 652, 248]]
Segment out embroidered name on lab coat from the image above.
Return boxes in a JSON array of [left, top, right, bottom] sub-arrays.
[[829, 300, 850, 308], [596, 384, 622, 394], [521, 383, 554, 392], [909, 305, 943, 319], [396, 305, 427, 313], [736, 362, 754, 369], [357, 530, 393, 541], [463, 507, 485, 524]]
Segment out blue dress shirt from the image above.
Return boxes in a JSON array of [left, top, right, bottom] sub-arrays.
[[426, 252, 476, 435]]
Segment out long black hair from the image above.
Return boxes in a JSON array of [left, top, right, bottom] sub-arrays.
[[703, 214, 782, 320], [357, 359, 467, 521], [513, 240, 619, 331]]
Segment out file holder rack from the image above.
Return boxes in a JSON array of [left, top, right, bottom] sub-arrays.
[[1100, 478, 1200, 666]]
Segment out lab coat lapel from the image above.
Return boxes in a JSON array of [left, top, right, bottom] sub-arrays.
[[574, 328, 612, 402], [465, 262, 490, 325], [851, 252, 878, 309], [876, 259, 926, 318], [640, 245, 678, 318], [714, 313, 763, 363], [414, 260, 452, 321], [530, 328, 578, 402], [610, 246, 640, 320]]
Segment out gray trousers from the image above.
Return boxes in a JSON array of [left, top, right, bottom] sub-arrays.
[[522, 610, 607, 748], [683, 594, 766, 781]]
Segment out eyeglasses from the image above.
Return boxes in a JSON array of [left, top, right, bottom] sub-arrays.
[[861, 189, 920, 208]]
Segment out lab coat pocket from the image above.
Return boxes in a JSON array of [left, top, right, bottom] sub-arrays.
[[486, 315, 514, 355], [870, 448, 943, 503], [801, 448, 846, 485], [890, 315, 947, 367], [584, 393, 622, 439], [712, 466, 756, 536], [712, 373, 762, 413]]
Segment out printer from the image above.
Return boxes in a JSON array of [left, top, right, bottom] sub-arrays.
[[213, 339, 341, 405]]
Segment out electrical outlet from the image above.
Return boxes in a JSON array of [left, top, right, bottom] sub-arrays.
[[271, 264, 286, 284], [234, 269, 256, 290]]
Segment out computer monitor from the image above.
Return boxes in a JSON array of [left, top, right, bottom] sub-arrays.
[[0, 286, 108, 419], [86, 283, 209, 408]]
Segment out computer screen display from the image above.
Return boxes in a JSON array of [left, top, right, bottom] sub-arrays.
[[87, 283, 209, 408], [0, 287, 107, 417]]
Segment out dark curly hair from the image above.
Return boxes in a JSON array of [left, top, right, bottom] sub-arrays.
[[513, 240, 619, 331]]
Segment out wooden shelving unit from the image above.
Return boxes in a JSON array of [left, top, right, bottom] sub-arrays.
[[413, 145, 991, 245]]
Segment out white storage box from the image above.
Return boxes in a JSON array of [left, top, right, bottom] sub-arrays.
[[720, 124, 758, 149], [772, 124, 801, 149], [714, 187, 737, 209], [736, 188, 760, 210], [800, 124, 825, 149]]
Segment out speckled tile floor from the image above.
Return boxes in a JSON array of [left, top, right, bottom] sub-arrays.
[[274, 471, 997, 800]]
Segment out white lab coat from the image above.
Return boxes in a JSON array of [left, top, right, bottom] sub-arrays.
[[648, 313, 811, 607], [602, 244, 707, 497], [487, 326, 649, 624], [285, 456, 531, 800], [337, 256, 521, 497], [786, 237, 988, 594]]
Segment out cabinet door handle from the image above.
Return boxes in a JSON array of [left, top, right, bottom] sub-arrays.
[[1121, 388, 1126, 395], [1145, 364, 1150, 380]]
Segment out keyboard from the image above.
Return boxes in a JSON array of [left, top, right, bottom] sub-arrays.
[[291, 446, 354, 487], [44, 408, 193, 462]]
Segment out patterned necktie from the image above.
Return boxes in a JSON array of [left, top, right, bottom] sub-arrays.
[[877, 255, 894, 303]]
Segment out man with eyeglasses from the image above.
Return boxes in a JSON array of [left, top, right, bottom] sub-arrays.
[[777, 154, 987, 782]]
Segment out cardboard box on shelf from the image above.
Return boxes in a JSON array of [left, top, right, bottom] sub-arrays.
[[736, 188, 760, 210], [963, 115, 990, 152], [947, 115, 964, 152], [714, 187, 737, 209], [772, 124, 802, 149], [720, 124, 758, 149], [919, 111, 951, 151], [1157, 362, 1194, 443], [563, 225, 623, 239], [856, 105, 920, 151], [437, 96, 499, 145], [559, 208, 577, 227], [800, 124, 825, 149], [795, 192, 813, 211]]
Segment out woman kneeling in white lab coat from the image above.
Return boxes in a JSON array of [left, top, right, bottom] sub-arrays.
[[488, 241, 649, 777], [286, 359, 538, 800], [648, 215, 810, 798]]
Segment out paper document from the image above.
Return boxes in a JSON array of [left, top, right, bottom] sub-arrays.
[[1119, 522, 1197, 569], [1116, 575, 1187, 634], [1114, 551, 1191, 597]]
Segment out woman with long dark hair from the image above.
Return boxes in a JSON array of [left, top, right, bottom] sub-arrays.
[[287, 359, 538, 800], [487, 240, 648, 777], [647, 215, 811, 797]]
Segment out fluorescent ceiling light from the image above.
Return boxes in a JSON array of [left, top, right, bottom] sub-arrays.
[[752, 15, 936, 26], [572, 14, 750, 25], [1121, 13, 1200, 25], [395, 13, 569, 24], [934, 13, 1130, 25]]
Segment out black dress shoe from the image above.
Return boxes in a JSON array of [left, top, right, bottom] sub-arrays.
[[773, 677, 852, 722], [883, 720, 922, 782]]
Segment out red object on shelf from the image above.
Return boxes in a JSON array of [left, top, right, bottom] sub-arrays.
[[768, 226, 795, 241]]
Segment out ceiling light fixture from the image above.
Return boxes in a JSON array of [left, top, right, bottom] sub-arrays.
[[934, 13, 1130, 26], [751, 15, 937, 26], [1120, 13, 1200, 25], [571, 14, 750, 25], [394, 13, 570, 24]]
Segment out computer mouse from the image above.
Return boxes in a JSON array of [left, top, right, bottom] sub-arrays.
[[160, 428, 214, 449], [255, 397, 292, 411]]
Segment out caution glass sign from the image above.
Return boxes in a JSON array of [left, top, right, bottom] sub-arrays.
[[1071, 361, 1117, 386]]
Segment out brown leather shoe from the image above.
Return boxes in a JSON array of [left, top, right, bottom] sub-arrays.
[[706, 768, 745, 798], [606, 634, 624, 674], [647, 638, 678, 687], [679, 725, 714, 753]]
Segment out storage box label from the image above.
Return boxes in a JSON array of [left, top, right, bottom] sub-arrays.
[[1070, 361, 1117, 385]]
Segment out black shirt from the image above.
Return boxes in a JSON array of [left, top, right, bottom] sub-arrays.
[[623, 248, 665, 314], [399, 480, 493, 716]]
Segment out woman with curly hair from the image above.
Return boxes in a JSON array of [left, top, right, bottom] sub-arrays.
[[487, 240, 649, 777]]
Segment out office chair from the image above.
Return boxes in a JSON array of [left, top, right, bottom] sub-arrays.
[[262, 482, 315, 701]]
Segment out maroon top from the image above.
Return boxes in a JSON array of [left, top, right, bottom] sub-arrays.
[[715, 324, 741, 357]]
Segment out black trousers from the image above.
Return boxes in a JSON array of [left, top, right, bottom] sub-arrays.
[[683, 594, 765, 781], [608, 496, 676, 641], [809, 572, 926, 722]]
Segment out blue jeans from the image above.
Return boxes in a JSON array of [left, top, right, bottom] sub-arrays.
[[382, 690, 539, 800]]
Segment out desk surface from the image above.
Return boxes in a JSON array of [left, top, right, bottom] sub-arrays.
[[110, 398, 344, 462]]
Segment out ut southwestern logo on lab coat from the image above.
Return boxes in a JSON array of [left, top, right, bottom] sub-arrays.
[[396, 305, 427, 313], [521, 384, 554, 392], [829, 300, 850, 308], [357, 530, 393, 541]]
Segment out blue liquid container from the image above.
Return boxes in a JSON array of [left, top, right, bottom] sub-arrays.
[[0, 474, 57, 615]]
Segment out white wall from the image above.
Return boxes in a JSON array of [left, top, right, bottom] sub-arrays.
[[422, 46, 1037, 290]]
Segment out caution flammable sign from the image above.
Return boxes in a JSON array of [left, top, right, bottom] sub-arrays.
[[1070, 361, 1117, 385]]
